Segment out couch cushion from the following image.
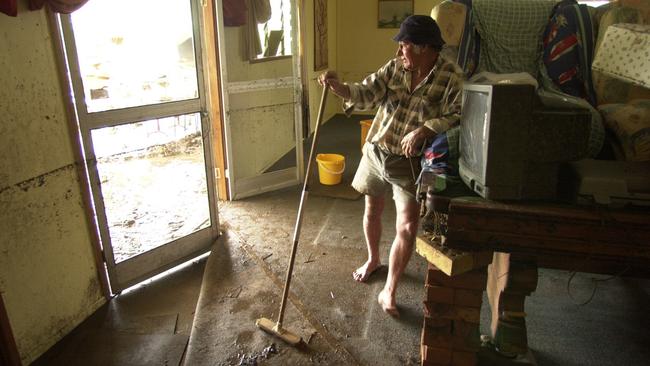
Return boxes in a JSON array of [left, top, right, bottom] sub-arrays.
[[592, 23, 650, 91], [472, 0, 556, 76], [431, 0, 467, 47], [594, 6, 643, 53], [598, 99, 650, 161]]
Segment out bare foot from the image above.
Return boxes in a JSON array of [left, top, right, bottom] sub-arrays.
[[352, 260, 381, 282], [378, 289, 399, 317]]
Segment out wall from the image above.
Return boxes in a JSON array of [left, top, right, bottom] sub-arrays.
[[335, 0, 441, 114], [306, 1, 442, 127], [0, 4, 105, 364], [304, 0, 339, 130]]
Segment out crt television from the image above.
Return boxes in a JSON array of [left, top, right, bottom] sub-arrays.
[[458, 82, 592, 201]]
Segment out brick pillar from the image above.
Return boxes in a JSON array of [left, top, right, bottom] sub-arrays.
[[421, 264, 487, 366]]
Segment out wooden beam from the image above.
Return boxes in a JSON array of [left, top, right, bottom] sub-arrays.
[[445, 198, 650, 262], [416, 235, 492, 277]]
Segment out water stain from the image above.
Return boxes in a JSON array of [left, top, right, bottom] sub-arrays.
[[236, 330, 254, 344], [231, 298, 252, 314]]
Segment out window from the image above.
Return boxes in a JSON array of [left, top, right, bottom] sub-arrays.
[[250, 0, 293, 61]]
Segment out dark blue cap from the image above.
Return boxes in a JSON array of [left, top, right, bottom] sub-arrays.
[[392, 15, 445, 47]]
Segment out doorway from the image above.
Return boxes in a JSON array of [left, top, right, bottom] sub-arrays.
[[57, 0, 220, 293]]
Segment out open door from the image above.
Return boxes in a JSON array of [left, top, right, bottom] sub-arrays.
[[57, 0, 220, 293], [215, 0, 305, 199]]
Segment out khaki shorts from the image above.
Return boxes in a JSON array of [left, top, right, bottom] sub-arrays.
[[352, 143, 421, 204]]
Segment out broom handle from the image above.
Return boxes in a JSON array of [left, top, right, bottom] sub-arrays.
[[277, 87, 328, 328]]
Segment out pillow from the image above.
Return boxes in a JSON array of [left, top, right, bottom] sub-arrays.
[[431, 0, 467, 47], [598, 99, 650, 161]]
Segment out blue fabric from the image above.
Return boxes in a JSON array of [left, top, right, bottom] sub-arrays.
[[420, 126, 459, 177], [542, 0, 597, 106], [455, 0, 480, 77]]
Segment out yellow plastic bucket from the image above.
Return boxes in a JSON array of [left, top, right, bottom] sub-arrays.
[[360, 120, 372, 149], [316, 154, 345, 185]]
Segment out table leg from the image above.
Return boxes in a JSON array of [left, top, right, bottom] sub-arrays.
[[486, 252, 538, 356]]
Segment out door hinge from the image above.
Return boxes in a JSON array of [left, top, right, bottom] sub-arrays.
[[215, 167, 221, 179]]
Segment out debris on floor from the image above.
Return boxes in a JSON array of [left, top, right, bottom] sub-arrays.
[[229, 343, 279, 366]]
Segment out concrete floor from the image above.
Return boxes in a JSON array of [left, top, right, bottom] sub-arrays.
[[32, 116, 650, 365], [32, 256, 207, 366]]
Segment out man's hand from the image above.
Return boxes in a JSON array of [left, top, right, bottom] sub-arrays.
[[401, 127, 436, 157], [318, 71, 351, 99]]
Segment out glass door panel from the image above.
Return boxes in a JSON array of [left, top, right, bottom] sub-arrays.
[[92, 114, 210, 263], [71, 0, 198, 113]]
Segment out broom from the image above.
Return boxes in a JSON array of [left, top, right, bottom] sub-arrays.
[[255, 86, 329, 345]]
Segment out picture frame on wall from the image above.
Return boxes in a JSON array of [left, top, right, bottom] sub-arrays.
[[314, 0, 328, 71], [378, 0, 413, 28]]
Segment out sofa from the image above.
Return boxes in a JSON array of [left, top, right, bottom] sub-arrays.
[[431, 0, 650, 163]]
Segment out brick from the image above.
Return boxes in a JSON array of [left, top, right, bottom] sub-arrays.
[[424, 302, 481, 324], [422, 324, 481, 352], [426, 266, 487, 290], [422, 326, 452, 348], [451, 351, 478, 366], [425, 286, 483, 308], [425, 284, 455, 303], [453, 289, 483, 307], [421, 344, 452, 364], [423, 317, 453, 335], [452, 320, 480, 340]]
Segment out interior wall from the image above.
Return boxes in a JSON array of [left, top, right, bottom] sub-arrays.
[[335, 0, 442, 114], [304, 0, 339, 130], [0, 4, 105, 364]]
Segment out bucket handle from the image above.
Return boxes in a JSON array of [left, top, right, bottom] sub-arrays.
[[318, 161, 345, 175]]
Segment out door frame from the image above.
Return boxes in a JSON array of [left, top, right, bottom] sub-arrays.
[[54, 0, 221, 293]]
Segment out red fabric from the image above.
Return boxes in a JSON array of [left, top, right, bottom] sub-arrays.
[[1, 0, 17, 17], [223, 0, 247, 26], [29, 0, 88, 14]]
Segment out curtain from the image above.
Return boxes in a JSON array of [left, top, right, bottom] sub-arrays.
[[29, 0, 89, 13], [224, 0, 248, 26], [1, 0, 17, 16], [247, 0, 273, 57]]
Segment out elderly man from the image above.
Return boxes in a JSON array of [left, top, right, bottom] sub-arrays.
[[319, 15, 463, 316]]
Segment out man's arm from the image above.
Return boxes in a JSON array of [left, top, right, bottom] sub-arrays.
[[402, 63, 464, 157], [401, 126, 437, 158], [319, 60, 396, 114], [318, 71, 351, 99]]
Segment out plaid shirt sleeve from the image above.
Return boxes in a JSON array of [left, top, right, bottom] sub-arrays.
[[343, 60, 396, 114]]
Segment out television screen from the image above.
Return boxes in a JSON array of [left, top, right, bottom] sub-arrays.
[[459, 87, 489, 184]]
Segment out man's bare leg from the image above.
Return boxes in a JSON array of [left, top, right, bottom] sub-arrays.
[[353, 194, 385, 282], [378, 197, 419, 316]]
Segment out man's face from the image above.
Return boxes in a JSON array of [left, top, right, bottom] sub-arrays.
[[396, 41, 423, 71]]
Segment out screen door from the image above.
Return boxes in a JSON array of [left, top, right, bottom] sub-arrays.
[[58, 0, 219, 292], [215, 0, 305, 199]]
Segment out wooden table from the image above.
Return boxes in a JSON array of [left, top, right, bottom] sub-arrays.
[[416, 196, 650, 365]]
